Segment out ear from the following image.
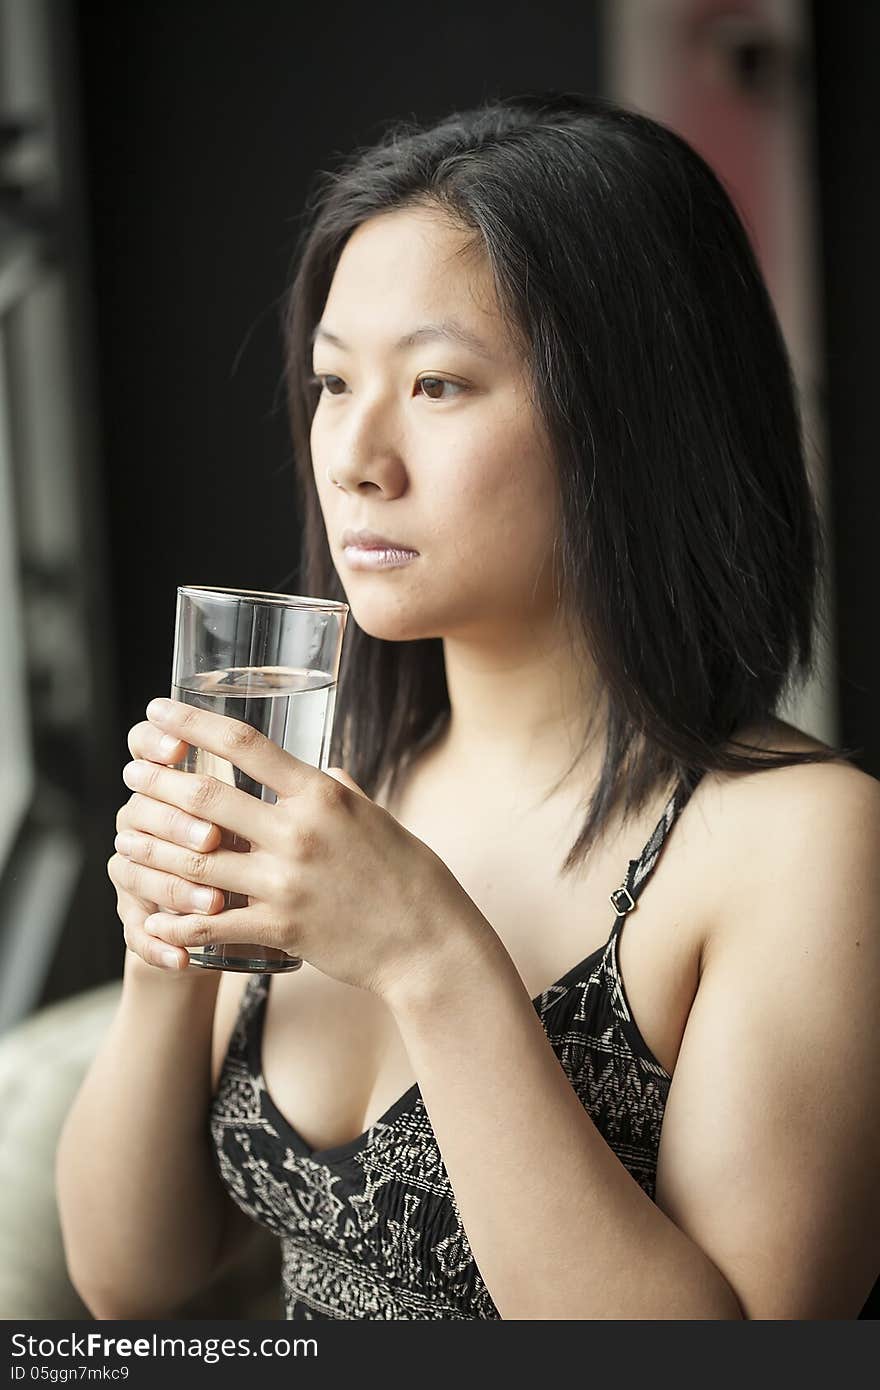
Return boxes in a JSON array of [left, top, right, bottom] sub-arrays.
[[325, 766, 371, 800]]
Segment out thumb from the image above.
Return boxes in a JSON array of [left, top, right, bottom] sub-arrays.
[[325, 766, 371, 800]]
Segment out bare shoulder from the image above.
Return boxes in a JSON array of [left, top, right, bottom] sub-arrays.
[[700, 717, 877, 870], [686, 717, 878, 965]]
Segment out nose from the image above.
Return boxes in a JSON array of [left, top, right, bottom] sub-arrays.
[[318, 392, 409, 498]]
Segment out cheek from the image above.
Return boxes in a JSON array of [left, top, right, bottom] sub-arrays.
[[442, 422, 557, 547], [309, 424, 335, 510]]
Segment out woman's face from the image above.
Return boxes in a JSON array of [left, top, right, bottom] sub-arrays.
[[310, 204, 561, 644]]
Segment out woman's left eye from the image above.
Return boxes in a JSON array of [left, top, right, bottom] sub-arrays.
[[415, 376, 467, 401]]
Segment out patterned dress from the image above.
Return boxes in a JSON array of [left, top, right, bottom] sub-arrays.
[[209, 769, 705, 1318]]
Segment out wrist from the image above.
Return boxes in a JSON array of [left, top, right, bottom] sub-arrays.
[[123, 948, 222, 993], [382, 901, 511, 1022]]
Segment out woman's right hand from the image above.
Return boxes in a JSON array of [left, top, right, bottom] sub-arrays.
[[108, 719, 224, 973]]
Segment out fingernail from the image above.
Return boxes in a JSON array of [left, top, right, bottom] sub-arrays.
[[160, 949, 181, 969], [188, 821, 212, 848], [159, 735, 180, 758], [147, 698, 174, 722], [191, 888, 215, 910]]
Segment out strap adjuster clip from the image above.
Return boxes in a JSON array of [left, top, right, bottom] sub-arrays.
[[609, 884, 636, 916]]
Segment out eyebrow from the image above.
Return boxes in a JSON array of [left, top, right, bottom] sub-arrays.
[[310, 319, 496, 361]]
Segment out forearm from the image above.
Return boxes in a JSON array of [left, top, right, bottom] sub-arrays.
[[55, 953, 229, 1318], [387, 918, 744, 1321]]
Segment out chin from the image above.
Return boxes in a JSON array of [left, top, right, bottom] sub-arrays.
[[340, 590, 444, 645], [351, 611, 441, 644]]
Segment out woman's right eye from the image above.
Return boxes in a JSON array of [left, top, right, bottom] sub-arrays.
[[310, 374, 346, 395]]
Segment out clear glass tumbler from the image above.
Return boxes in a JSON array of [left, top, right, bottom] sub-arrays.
[[169, 586, 348, 973]]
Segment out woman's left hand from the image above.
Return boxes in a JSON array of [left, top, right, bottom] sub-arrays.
[[114, 697, 489, 1003]]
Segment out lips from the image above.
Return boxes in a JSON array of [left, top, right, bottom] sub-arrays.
[[341, 527, 419, 553]]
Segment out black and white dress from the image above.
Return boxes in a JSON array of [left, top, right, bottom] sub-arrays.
[[209, 769, 705, 1319]]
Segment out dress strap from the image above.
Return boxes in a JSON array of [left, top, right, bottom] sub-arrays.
[[608, 768, 707, 924], [222, 970, 269, 1068]]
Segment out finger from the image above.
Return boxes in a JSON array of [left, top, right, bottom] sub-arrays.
[[108, 865, 159, 925], [144, 697, 315, 801], [127, 922, 190, 972], [116, 790, 220, 852], [113, 829, 261, 899], [108, 850, 225, 917], [143, 905, 290, 954], [121, 757, 276, 844], [113, 882, 190, 971], [128, 718, 188, 765]]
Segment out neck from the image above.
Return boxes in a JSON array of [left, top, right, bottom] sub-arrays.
[[433, 616, 605, 794]]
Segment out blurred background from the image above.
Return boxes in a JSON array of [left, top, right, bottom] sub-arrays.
[[0, 0, 876, 1318]]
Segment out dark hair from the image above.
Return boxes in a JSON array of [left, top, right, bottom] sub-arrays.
[[282, 91, 858, 873]]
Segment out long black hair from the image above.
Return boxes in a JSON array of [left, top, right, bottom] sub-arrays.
[[282, 91, 857, 873]]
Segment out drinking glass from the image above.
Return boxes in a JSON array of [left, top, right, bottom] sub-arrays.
[[169, 586, 348, 972]]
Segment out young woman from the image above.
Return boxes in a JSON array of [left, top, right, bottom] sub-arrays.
[[57, 92, 880, 1320]]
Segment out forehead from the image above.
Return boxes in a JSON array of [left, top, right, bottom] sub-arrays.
[[321, 205, 502, 337]]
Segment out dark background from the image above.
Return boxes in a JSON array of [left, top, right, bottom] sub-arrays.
[[811, 0, 880, 775]]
